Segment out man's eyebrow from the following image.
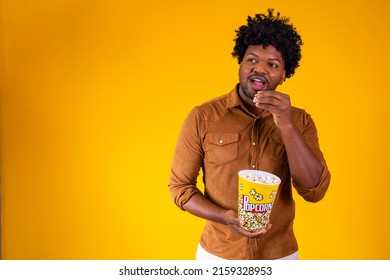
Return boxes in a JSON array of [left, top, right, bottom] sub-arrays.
[[268, 57, 282, 62], [247, 52, 283, 62], [247, 52, 258, 57]]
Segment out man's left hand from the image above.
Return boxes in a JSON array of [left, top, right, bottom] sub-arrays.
[[253, 91, 293, 129]]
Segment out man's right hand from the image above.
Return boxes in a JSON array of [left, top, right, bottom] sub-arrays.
[[183, 193, 272, 238], [224, 209, 272, 238]]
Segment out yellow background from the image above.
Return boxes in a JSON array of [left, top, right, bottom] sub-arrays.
[[1, 0, 389, 259]]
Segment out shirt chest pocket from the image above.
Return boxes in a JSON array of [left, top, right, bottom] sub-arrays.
[[204, 134, 239, 165]]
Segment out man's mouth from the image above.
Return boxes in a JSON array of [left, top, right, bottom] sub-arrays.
[[250, 76, 267, 90]]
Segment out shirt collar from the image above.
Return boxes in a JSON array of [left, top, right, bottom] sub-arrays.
[[226, 84, 243, 109]]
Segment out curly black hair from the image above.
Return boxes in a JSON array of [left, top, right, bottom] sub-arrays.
[[232, 9, 303, 79]]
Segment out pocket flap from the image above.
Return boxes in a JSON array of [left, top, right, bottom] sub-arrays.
[[206, 133, 239, 146]]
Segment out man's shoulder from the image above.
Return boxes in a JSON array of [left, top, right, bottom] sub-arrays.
[[195, 93, 229, 111], [198, 93, 229, 107], [292, 105, 311, 116], [191, 93, 231, 121], [291, 106, 316, 128]]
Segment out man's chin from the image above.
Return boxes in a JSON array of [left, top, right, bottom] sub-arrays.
[[239, 85, 256, 99]]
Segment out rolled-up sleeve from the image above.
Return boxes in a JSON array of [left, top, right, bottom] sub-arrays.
[[293, 162, 331, 202], [292, 111, 331, 202], [168, 107, 204, 210]]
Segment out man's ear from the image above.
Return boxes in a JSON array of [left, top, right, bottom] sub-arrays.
[[279, 71, 286, 85]]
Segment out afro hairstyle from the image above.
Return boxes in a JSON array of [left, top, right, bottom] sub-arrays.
[[232, 8, 303, 78]]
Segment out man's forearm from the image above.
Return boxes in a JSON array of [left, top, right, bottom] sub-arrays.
[[280, 123, 323, 188], [182, 192, 230, 225]]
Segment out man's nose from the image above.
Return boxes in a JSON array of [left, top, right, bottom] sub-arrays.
[[253, 62, 267, 74]]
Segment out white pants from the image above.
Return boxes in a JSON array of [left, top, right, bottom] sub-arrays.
[[196, 243, 299, 260]]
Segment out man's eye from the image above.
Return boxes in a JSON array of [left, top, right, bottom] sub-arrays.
[[247, 58, 256, 63], [269, 63, 278, 68]]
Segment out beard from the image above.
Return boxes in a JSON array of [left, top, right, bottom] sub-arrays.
[[240, 82, 255, 99]]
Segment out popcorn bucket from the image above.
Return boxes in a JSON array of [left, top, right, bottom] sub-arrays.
[[238, 170, 281, 232]]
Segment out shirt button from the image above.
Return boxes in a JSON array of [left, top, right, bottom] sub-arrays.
[[252, 165, 256, 169], [252, 142, 256, 146], [219, 140, 223, 144]]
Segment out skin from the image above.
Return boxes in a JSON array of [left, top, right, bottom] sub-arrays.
[[183, 44, 323, 239]]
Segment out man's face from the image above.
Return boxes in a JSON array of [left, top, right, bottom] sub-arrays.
[[238, 44, 286, 101]]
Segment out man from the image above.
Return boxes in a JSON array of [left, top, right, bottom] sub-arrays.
[[168, 9, 331, 260]]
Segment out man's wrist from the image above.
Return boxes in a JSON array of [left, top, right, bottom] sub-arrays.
[[277, 121, 296, 134]]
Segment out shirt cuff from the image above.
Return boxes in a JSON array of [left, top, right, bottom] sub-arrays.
[[292, 163, 331, 203]]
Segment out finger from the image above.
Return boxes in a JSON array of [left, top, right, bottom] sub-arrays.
[[253, 91, 263, 103], [248, 222, 272, 235], [255, 99, 281, 112], [229, 215, 245, 230], [257, 96, 279, 105], [234, 218, 245, 228], [255, 91, 281, 102], [256, 93, 290, 111], [254, 96, 278, 108], [260, 91, 290, 103], [244, 229, 267, 239], [236, 224, 272, 238]]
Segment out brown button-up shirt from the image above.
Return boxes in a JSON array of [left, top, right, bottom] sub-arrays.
[[168, 85, 331, 259]]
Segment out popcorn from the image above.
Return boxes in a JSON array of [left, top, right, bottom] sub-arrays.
[[241, 172, 278, 185], [250, 189, 264, 201], [238, 170, 281, 233], [238, 196, 271, 232]]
